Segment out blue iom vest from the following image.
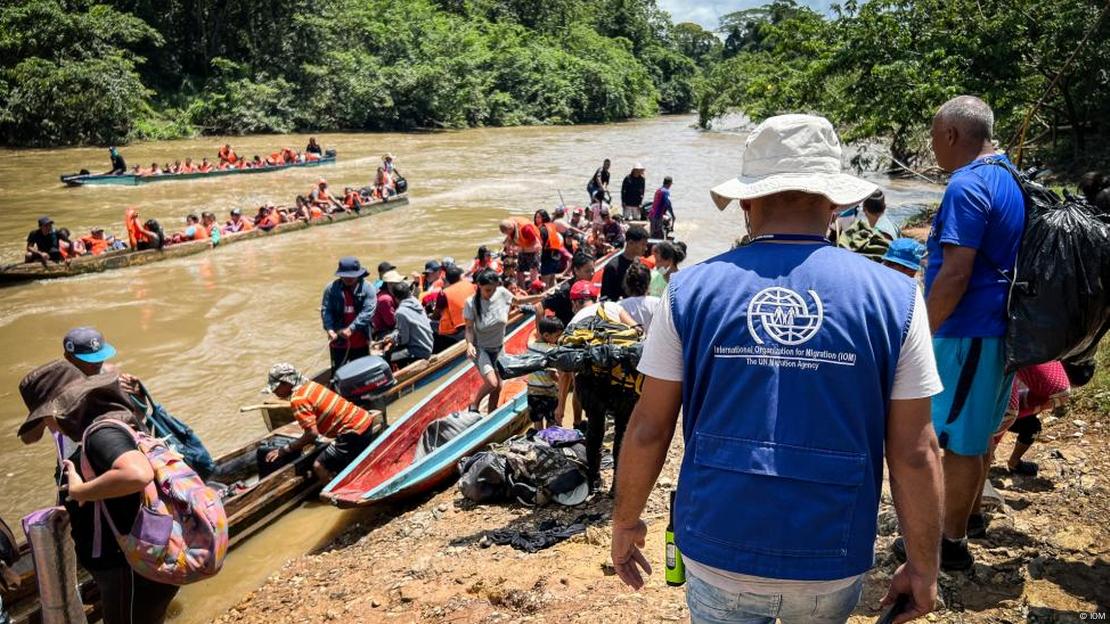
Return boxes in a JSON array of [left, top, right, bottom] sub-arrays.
[[670, 240, 917, 581]]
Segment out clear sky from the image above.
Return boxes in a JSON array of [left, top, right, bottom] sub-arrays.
[[659, 0, 836, 29]]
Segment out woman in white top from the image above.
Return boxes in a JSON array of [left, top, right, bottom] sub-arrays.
[[619, 261, 659, 332], [463, 269, 530, 412]]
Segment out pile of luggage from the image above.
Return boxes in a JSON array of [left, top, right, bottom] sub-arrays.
[[458, 427, 589, 507]]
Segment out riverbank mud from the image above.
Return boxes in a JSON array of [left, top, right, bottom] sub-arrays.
[[213, 407, 1107, 623]]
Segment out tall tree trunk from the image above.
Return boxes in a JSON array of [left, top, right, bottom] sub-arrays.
[[1059, 78, 1085, 161]]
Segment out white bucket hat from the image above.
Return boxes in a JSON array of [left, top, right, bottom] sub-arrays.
[[710, 114, 877, 210]]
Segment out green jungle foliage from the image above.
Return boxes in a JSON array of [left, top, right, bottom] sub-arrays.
[[0, 0, 721, 146], [698, 0, 1110, 169]]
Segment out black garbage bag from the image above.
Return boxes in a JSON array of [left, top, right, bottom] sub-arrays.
[[458, 452, 510, 503], [1004, 183, 1110, 372], [495, 351, 549, 379], [548, 347, 587, 373]]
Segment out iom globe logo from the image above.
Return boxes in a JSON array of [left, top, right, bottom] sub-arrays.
[[747, 286, 824, 345]]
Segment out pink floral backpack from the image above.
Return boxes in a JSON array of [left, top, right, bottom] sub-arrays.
[[80, 418, 228, 585]]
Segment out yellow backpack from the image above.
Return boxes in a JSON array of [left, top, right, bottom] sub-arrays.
[[559, 305, 644, 393]]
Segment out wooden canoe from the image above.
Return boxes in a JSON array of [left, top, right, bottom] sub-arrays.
[[257, 318, 521, 431], [320, 320, 535, 508], [0, 193, 408, 286], [60, 154, 336, 187], [0, 417, 380, 624], [256, 250, 619, 432], [318, 251, 618, 508]]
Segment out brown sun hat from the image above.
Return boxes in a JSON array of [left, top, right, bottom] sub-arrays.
[[18, 359, 83, 439], [19, 364, 133, 441]]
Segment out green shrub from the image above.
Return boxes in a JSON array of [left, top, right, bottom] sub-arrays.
[[0, 56, 151, 146]]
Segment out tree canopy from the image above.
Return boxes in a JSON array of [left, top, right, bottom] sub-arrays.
[[0, 0, 713, 146], [697, 0, 1110, 169]]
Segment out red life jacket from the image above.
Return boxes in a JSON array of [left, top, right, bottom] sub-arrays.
[[340, 288, 369, 349]]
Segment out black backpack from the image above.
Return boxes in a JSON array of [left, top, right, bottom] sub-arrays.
[[987, 158, 1110, 372]]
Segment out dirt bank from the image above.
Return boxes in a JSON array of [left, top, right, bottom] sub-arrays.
[[214, 409, 1108, 624]]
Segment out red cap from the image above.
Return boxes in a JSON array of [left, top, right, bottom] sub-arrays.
[[569, 280, 599, 301], [529, 278, 546, 293]]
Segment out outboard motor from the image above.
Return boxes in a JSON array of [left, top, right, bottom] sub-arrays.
[[333, 355, 396, 403]]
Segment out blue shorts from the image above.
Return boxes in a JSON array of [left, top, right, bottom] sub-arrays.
[[931, 337, 1015, 456]]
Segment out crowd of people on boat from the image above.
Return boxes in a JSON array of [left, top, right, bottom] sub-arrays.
[[23, 155, 404, 264], [283, 200, 684, 497], [102, 138, 331, 177]]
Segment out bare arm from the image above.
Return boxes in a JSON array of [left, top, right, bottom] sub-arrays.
[[287, 425, 319, 452], [883, 397, 942, 622], [65, 452, 153, 504], [612, 376, 683, 589], [925, 245, 976, 333]]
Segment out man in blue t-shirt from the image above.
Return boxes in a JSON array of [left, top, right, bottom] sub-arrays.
[[905, 95, 1024, 570]]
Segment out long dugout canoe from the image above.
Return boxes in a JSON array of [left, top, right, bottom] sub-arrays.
[[0, 193, 409, 287], [60, 154, 336, 187]]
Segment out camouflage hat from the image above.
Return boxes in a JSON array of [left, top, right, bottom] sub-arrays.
[[265, 362, 304, 393]]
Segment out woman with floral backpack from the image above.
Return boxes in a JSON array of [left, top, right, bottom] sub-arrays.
[[18, 361, 226, 624]]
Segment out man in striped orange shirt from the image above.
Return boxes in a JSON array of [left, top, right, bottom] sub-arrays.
[[264, 363, 378, 481]]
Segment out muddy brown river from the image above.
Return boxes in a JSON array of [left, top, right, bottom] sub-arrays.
[[0, 114, 942, 622]]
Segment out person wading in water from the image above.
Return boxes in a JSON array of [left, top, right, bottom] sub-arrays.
[[612, 114, 944, 624]]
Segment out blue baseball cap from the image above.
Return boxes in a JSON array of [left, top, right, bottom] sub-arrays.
[[335, 256, 367, 279], [882, 238, 925, 273], [63, 327, 117, 363]]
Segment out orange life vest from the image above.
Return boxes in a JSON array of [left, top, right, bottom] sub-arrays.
[[198, 163, 212, 173], [281, 148, 297, 163], [124, 208, 149, 248], [538, 223, 563, 251], [181, 163, 196, 173], [306, 152, 321, 162], [80, 236, 109, 256], [266, 152, 283, 166], [309, 206, 324, 219], [225, 217, 253, 233], [343, 192, 359, 209], [314, 187, 334, 204], [511, 217, 540, 251], [218, 147, 238, 164], [439, 281, 477, 336], [259, 212, 282, 229], [189, 223, 208, 240]]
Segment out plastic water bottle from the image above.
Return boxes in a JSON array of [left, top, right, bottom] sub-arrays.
[[664, 490, 685, 586]]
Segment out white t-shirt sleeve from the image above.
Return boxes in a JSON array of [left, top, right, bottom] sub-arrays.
[[891, 288, 943, 400], [637, 289, 684, 382]]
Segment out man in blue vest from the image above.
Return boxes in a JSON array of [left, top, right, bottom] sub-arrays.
[[896, 96, 1023, 568], [611, 114, 944, 623]]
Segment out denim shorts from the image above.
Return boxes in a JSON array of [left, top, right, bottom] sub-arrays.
[[931, 337, 1015, 456], [686, 570, 863, 624]]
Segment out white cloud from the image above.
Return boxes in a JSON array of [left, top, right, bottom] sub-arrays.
[[659, 0, 836, 30]]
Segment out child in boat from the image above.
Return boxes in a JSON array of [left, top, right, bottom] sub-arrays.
[[201, 212, 221, 246], [198, 157, 213, 173], [526, 316, 564, 430]]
